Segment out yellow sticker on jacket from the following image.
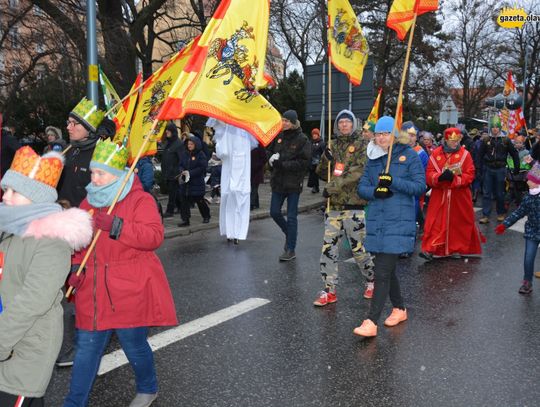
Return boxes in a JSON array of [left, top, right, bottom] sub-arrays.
[[399, 155, 407, 162], [348, 145, 355, 153]]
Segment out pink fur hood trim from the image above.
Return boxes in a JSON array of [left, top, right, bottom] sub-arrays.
[[23, 208, 93, 251]]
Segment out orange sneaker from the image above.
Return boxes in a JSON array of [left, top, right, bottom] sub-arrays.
[[353, 319, 377, 337], [313, 290, 337, 307], [384, 308, 408, 327], [363, 282, 374, 299]]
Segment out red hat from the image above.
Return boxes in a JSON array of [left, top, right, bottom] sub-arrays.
[[444, 127, 462, 141], [311, 128, 320, 136]]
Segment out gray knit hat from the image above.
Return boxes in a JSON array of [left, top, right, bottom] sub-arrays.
[[282, 110, 298, 123], [0, 147, 64, 203]]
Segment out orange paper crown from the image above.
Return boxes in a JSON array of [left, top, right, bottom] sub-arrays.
[[444, 127, 462, 141], [10, 146, 64, 188]]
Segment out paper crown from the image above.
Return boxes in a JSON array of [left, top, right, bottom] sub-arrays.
[[363, 120, 375, 132], [490, 115, 502, 129], [0, 146, 64, 203], [90, 139, 129, 175], [69, 97, 105, 132], [444, 127, 462, 141]]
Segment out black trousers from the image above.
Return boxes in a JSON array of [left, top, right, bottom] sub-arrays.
[[179, 194, 210, 221], [0, 391, 44, 406], [165, 179, 181, 215], [307, 166, 319, 189], [367, 253, 404, 323], [250, 183, 260, 209]]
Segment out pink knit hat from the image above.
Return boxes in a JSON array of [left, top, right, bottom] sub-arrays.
[[527, 163, 540, 184]]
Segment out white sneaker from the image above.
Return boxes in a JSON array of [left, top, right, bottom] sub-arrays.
[[129, 393, 158, 407]]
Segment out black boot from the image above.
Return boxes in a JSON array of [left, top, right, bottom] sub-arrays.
[[178, 220, 190, 227]]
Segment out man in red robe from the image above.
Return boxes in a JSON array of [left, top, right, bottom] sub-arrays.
[[420, 127, 485, 260]]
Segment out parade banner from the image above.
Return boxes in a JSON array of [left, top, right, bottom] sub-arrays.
[[98, 67, 121, 117], [387, 0, 439, 40], [328, 0, 369, 86], [502, 70, 525, 136], [157, 0, 281, 147], [127, 40, 196, 163], [113, 73, 142, 145]]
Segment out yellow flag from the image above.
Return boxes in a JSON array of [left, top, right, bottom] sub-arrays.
[[158, 0, 281, 147], [364, 88, 382, 130], [113, 73, 142, 145], [328, 0, 369, 86], [387, 0, 439, 41], [126, 40, 196, 163]]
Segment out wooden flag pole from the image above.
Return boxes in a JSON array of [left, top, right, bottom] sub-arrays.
[[326, 56, 333, 213], [385, 12, 418, 174], [66, 118, 160, 298], [62, 145, 73, 156]]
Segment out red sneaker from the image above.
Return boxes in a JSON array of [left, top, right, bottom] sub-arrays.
[[313, 290, 337, 307], [363, 282, 374, 299]]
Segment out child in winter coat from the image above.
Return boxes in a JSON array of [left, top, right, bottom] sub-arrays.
[[496, 162, 540, 294], [0, 147, 92, 406]]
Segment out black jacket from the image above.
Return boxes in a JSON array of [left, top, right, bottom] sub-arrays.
[[1, 130, 20, 177], [178, 136, 208, 197], [161, 134, 183, 181], [478, 136, 519, 170], [57, 141, 97, 207], [267, 124, 311, 194]]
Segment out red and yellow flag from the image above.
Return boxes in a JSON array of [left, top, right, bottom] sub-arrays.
[[126, 40, 197, 163], [364, 88, 382, 130], [113, 72, 142, 145], [502, 70, 525, 136], [328, 0, 369, 86], [396, 97, 403, 131], [387, 0, 439, 41], [157, 0, 281, 147]]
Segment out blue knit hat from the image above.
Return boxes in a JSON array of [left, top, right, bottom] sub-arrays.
[[375, 116, 395, 133]]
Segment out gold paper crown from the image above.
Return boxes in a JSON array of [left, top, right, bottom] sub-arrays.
[[9, 146, 64, 188], [91, 139, 129, 173], [70, 97, 105, 132], [444, 127, 462, 141]]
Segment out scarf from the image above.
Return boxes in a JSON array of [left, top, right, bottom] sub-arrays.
[[85, 171, 134, 208], [70, 135, 98, 150], [442, 142, 461, 154], [0, 203, 62, 236], [529, 186, 540, 196]]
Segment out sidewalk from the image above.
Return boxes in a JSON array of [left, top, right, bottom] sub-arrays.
[[158, 180, 326, 239]]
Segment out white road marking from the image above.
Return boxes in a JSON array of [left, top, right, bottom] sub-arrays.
[[97, 297, 271, 376], [509, 217, 526, 233]]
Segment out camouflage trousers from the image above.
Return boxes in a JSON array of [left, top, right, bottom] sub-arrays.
[[320, 209, 374, 289]]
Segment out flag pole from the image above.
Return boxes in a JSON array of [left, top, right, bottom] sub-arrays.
[[66, 118, 160, 298], [326, 54, 332, 213], [385, 12, 417, 174], [104, 80, 145, 117]]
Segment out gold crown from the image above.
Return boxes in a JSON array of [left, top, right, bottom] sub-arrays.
[[9, 146, 63, 188], [70, 97, 105, 132]]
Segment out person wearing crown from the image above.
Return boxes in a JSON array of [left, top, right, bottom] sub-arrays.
[[63, 140, 177, 407], [0, 147, 93, 406], [57, 98, 107, 208], [420, 127, 485, 261]]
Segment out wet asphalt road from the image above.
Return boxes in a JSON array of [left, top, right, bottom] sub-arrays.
[[46, 210, 540, 407]]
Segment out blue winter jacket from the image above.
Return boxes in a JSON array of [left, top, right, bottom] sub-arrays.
[[358, 142, 426, 254], [178, 136, 208, 197], [503, 193, 540, 241], [135, 156, 154, 193]]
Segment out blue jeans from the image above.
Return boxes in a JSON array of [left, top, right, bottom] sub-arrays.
[[482, 166, 507, 216], [270, 191, 300, 251], [64, 327, 157, 407], [523, 238, 540, 282]]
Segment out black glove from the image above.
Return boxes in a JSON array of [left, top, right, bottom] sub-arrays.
[[438, 169, 454, 182], [374, 186, 393, 199], [273, 158, 283, 169], [324, 147, 334, 162], [378, 173, 393, 187], [513, 167, 521, 176], [322, 188, 331, 198]]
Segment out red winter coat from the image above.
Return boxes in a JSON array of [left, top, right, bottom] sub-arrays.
[[73, 177, 178, 331]]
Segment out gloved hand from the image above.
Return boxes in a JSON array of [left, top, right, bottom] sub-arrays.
[[495, 224, 506, 235], [378, 173, 393, 187], [95, 212, 115, 231], [273, 158, 283, 169], [180, 170, 190, 183], [269, 153, 280, 167], [374, 186, 393, 199], [323, 148, 334, 162], [438, 169, 454, 182], [67, 265, 86, 293], [322, 188, 331, 198]]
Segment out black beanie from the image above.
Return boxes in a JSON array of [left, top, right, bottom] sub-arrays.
[[96, 118, 116, 140], [282, 110, 298, 123]]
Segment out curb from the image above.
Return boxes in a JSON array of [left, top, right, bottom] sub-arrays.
[[164, 200, 324, 239]]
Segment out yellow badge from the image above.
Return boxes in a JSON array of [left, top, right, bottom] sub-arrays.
[[455, 154, 460, 159], [348, 145, 355, 153], [277, 138, 282, 144], [191, 156, 195, 161], [436, 156, 442, 161], [399, 155, 407, 162]]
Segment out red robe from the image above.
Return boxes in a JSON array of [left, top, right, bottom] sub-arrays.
[[421, 145, 484, 256]]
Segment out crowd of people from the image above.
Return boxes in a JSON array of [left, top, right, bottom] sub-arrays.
[[1, 98, 540, 406]]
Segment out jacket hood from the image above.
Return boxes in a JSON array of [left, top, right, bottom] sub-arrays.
[[165, 123, 179, 143], [367, 140, 387, 160], [334, 109, 357, 135], [23, 207, 93, 251], [186, 134, 202, 152]]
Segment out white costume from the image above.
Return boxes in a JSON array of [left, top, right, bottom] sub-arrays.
[[208, 119, 258, 240]]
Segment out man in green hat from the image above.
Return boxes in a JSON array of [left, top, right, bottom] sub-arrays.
[[477, 114, 520, 224]]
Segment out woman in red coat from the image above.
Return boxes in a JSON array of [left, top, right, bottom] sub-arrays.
[[64, 140, 177, 407], [420, 127, 485, 260]]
